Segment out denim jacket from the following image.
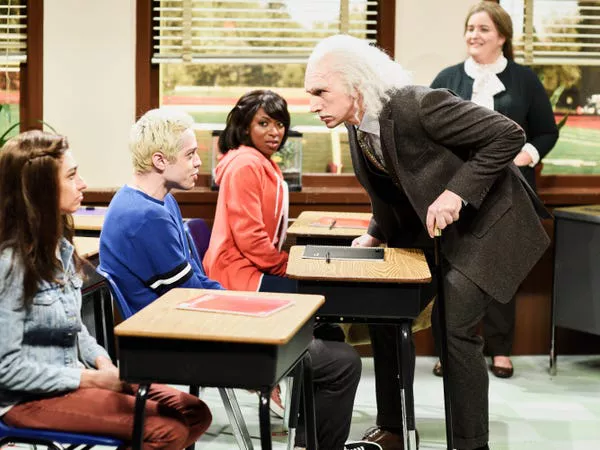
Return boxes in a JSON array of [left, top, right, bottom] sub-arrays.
[[0, 238, 109, 414]]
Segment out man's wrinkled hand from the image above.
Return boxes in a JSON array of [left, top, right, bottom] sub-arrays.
[[426, 190, 463, 238]]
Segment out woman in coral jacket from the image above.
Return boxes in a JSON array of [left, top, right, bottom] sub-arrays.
[[204, 90, 365, 450], [204, 89, 293, 293]]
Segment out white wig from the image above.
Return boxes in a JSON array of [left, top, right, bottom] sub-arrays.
[[306, 34, 411, 118]]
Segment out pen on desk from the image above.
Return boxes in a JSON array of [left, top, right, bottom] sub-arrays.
[[329, 219, 337, 230], [325, 251, 331, 264]]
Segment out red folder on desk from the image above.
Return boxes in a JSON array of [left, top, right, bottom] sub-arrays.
[[177, 293, 294, 317], [311, 217, 370, 229]]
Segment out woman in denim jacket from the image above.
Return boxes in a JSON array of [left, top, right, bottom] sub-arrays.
[[0, 131, 211, 449]]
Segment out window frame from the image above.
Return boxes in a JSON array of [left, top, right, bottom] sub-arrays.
[[495, 0, 600, 202], [135, 0, 395, 143], [17, 0, 43, 131], [137, 0, 599, 203]]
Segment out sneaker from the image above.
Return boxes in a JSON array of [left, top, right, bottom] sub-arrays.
[[344, 442, 383, 450], [269, 383, 285, 418]]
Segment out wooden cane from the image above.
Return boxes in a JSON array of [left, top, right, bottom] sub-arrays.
[[434, 227, 454, 450]]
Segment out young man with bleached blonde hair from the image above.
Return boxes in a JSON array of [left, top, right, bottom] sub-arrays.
[[100, 108, 222, 314]]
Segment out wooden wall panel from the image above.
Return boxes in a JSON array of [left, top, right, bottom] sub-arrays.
[[83, 181, 600, 356]]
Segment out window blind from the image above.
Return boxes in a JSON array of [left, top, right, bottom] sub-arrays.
[[0, 0, 26, 68], [503, 0, 600, 65], [152, 0, 379, 64]]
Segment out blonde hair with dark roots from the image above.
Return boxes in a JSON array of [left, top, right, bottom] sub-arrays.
[[130, 108, 195, 173], [306, 34, 411, 119]]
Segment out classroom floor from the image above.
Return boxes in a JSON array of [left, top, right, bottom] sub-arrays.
[[196, 355, 600, 450]]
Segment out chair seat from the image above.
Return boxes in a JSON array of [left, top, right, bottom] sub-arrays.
[[0, 420, 123, 447]]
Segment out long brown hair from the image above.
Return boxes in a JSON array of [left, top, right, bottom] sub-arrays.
[[465, 1, 514, 60], [0, 130, 82, 305]]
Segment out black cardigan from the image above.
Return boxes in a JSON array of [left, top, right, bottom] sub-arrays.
[[431, 60, 559, 189]]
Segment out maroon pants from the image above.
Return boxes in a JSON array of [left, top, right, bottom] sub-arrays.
[[3, 384, 211, 450]]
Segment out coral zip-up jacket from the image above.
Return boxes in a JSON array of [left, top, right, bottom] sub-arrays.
[[203, 145, 288, 291]]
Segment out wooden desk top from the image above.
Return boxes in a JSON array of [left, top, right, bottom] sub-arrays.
[[114, 288, 324, 345], [73, 210, 105, 231], [287, 211, 372, 238], [286, 245, 431, 284], [73, 236, 100, 259]]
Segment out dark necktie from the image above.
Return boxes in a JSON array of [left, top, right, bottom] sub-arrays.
[[357, 129, 387, 174]]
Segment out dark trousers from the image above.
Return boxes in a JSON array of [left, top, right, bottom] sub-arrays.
[[483, 297, 516, 356], [295, 338, 362, 450], [260, 273, 362, 450], [375, 266, 491, 450]]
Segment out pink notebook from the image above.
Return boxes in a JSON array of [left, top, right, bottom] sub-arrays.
[[311, 216, 370, 230], [177, 293, 294, 317]]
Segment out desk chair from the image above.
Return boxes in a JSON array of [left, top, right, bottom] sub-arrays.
[[1, 400, 122, 450], [184, 218, 211, 259], [183, 221, 295, 430], [96, 267, 254, 450]]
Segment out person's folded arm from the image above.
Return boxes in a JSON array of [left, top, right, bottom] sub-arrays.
[[77, 321, 111, 368], [522, 70, 559, 166], [419, 88, 525, 209]]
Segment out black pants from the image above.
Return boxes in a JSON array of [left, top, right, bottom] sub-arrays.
[[375, 266, 491, 450], [483, 296, 516, 356], [260, 274, 362, 450], [434, 294, 516, 360]]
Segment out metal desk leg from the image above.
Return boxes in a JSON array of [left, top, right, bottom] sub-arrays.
[[549, 218, 558, 376], [286, 364, 303, 450], [92, 289, 106, 349], [186, 386, 199, 450], [132, 384, 150, 450], [259, 389, 272, 450], [302, 353, 317, 450], [100, 286, 117, 363], [397, 321, 416, 450], [220, 388, 254, 450], [549, 311, 557, 376]]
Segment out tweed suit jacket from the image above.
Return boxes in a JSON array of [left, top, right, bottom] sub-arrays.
[[348, 86, 550, 303]]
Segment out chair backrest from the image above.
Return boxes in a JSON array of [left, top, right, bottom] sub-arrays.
[[0, 415, 122, 448], [96, 266, 135, 319], [184, 218, 211, 260]]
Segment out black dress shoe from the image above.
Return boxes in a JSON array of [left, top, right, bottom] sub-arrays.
[[490, 364, 513, 378], [490, 357, 514, 378]]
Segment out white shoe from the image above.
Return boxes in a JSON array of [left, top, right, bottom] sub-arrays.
[[268, 383, 285, 418], [344, 442, 383, 450]]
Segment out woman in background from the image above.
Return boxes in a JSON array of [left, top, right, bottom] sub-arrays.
[[0, 130, 211, 449], [430, 1, 558, 378], [204, 90, 367, 450]]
